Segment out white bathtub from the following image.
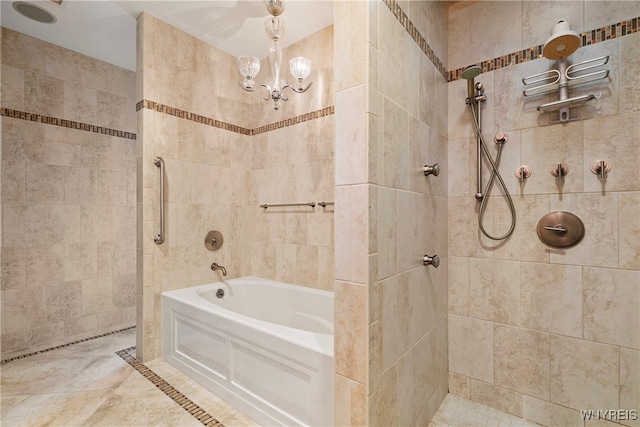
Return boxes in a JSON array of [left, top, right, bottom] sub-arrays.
[[161, 276, 334, 427]]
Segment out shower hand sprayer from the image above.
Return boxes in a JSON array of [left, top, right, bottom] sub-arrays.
[[462, 65, 516, 240]]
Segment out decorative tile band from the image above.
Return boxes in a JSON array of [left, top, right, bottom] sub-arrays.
[[382, 0, 449, 81], [0, 107, 137, 140], [136, 99, 334, 136], [136, 100, 251, 135], [381, 0, 638, 83], [116, 347, 225, 427], [449, 16, 640, 81], [251, 106, 335, 135], [0, 325, 136, 365]]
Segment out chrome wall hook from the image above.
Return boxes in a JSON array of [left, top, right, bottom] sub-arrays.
[[423, 163, 440, 177], [423, 254, 440, 268], [590, 159, 611, 178]]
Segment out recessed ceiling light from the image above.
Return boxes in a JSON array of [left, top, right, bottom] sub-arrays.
[[12, 1, 57, 24]]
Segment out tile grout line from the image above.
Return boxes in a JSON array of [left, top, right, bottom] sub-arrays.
[[0, 325, 136, 365], [115, 346, 226, 427]]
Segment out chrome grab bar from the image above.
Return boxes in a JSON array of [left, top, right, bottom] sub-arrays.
[[260, 202, 315, 209], [153, 157, 165, 244]]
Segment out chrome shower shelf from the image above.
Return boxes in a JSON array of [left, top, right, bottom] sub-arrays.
[[522, 55, 609, 123], [523, 56, 609, 97]]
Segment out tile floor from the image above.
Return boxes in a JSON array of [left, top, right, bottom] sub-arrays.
[[1, 327, 540, 427], [0, 328, 258, 427], [430, 394, 541, 427]]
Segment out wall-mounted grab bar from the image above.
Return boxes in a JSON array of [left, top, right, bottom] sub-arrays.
[[260, 202, 316, 209], [153, 157, 165, 244], [318, 202, 334, 207]]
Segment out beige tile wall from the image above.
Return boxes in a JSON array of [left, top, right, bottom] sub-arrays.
[[334, 0, 450, 424], [333, 1, 371, 423], [447, 2, 640, 426], [1, 28, 137, 358], [137, 14, 334, 361]]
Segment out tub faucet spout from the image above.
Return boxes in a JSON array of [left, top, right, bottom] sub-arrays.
[[211, 262, 227, 276]]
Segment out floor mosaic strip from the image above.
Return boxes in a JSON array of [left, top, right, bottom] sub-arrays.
[[116, 347, 226, 427], [0, 325, 136, 366]]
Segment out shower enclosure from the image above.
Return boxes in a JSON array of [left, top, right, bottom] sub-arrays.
[[335, 0, 639, 425]]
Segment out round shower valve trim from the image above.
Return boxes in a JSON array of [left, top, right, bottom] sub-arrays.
[[536, 211, 584, 248], [205, 230, 224, 251]]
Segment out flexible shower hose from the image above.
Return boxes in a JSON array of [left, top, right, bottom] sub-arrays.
[[469, 103, 517, 240]]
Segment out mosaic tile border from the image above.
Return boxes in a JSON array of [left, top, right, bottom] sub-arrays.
[[0, 325, 136, 365], [136, 99, 334, 136], [116, 347, 225, 427], [449, 16, 640, 81], [0, 107, 137, 140], [136, 100, 251, 135], [382, 0, 638, 83], [252, 105, 334, 135], [382, 0, 449, 81]]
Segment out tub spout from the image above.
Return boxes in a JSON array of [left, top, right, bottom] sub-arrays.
[[211, 262, 227, 276]]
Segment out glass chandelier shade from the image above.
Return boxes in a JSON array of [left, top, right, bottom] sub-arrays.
[[237, 55, 261, 90], [236, 0, 313, 110], [289, 57, 311, 82]]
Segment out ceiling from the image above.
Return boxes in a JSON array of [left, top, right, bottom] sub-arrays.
[[0, 0, 334, 71]]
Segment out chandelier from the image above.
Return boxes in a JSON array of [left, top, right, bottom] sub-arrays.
[[237, 0, 313, 111]]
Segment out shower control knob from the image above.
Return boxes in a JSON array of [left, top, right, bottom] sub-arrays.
[[423, 163, 440, 177], [515, 165, 532, 181], [494, 132, 509, 144], [551, 163, 569, 179], [590, 159, 611, 178], [423, 254, 440, 268]]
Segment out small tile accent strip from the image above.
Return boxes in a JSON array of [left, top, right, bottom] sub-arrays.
[[116, 347, 226, 427], [0, 325, 136, 365], [382, 0, 449, 81], [137, 100, 251, 135], [137, 99, 334, 136], [251, 106, 334, 135], [449, 16, 640, 82], [0, 107, 137, 140], [381, 0, 638, 83]]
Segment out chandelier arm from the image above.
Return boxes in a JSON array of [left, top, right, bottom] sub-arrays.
[[284, 81, 313, 94], [260, 84, 273, 100]]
